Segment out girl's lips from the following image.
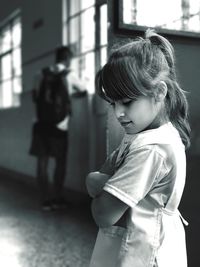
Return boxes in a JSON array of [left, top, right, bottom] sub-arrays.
[[120, 121, 132, 126]]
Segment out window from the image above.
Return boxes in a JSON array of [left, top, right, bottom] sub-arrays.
[[120, 0, 200, 36], [63, 0, 107, 94], [100, 4, 108, 67], [0, 10, 22, 109]]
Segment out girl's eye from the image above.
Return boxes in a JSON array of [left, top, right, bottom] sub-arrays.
[[122, 100, 132, 106], [110, 102, 115, 106]]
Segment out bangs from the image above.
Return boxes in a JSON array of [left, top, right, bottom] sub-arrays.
[[96, 58, 144, 103]]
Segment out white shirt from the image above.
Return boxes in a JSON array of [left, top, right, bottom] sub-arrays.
[[90, 122, 188, 267]]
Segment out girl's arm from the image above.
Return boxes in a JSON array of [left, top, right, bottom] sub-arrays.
[[86, 148, 119, 198], [86, 172, 110, 198], [91, 191, 128, 228], [91, 147, 164, 228], [86, 172, 128, 227], [86, 148, 126, 226]]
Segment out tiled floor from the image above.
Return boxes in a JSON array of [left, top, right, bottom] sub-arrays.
[[0, 173, 97, 267]]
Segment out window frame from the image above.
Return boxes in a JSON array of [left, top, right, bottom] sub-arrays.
[[116, 0, 200, 39], [0, 9, 22, 109], [63, 0, 107, 94]]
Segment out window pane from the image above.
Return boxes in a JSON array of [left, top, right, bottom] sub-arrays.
[[81, 8, 95, 53], [13, 48, 22, 76], [2, 80, 12, 108], [12, 18, 21, 48], [0, 12, 22, 109], [70, 0, 80, 16], [2, 54, 12, 80], [123, 0, 200, 33], [67, 1, 105, 94], [81, 0, 95, 9], [69, 17, 80, 46], [70, 0, 95, 16], [71, 57, 80, 76], [101, 47, 107, 67], [100, 4, 108, 46], [0, 26, 12, 53], [13, 76, 22, 94], [81, 52, 95, 94]]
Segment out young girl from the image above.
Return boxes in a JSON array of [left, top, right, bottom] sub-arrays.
[[86, 29, 190, 267]]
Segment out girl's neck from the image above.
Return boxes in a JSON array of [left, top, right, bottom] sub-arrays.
[[144, 115, 169, 132]]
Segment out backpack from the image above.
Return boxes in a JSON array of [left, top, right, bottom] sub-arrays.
[[36, 67, 71, 124]]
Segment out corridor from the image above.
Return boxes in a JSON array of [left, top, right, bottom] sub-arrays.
[[0, 170, 97, 267]]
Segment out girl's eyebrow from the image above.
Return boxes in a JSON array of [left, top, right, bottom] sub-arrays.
[[121, 98, 134, 104]]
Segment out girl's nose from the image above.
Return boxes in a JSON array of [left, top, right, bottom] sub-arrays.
[[114, 102, 125, 119]]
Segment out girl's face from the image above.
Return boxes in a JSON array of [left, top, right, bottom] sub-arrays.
[[111, 96, 163, 134]]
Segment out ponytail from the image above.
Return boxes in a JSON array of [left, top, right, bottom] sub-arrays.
[[145, 29, 191, 148], [165, 80, 191, 149]]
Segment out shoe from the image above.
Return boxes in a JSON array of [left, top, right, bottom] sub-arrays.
[[42, 200, 53, 211]]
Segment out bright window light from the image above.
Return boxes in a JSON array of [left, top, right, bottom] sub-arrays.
[[0, 10, 22, 109], [123, 0, 200, 33]]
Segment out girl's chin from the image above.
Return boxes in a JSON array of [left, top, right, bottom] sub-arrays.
[[124, 125, 147, 135], [124, 128, 139, 135]]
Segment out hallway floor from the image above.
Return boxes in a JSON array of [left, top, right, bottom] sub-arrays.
[[0, 168, 199, 267], [0, 171, 97, 267]]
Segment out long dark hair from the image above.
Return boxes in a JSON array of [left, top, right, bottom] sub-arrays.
[[96, 29, 190, 148]]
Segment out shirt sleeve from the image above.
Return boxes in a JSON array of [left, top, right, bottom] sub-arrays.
[[103, 145, 165, 208], [67, 71, 86, 94]]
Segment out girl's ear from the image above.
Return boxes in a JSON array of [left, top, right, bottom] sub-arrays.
[[155, 81, 167, 102]]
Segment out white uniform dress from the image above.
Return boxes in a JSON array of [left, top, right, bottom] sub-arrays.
[[89, 122, 188, 267]]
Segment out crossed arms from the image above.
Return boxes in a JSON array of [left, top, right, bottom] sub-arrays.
[[86, 150, 128, 228]]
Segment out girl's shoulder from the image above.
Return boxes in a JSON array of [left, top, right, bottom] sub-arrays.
[[129, 122, 184, 151], [126, 124, 185, 173]]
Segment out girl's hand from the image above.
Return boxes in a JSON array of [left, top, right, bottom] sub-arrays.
[[86, 172, 110, 198]]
